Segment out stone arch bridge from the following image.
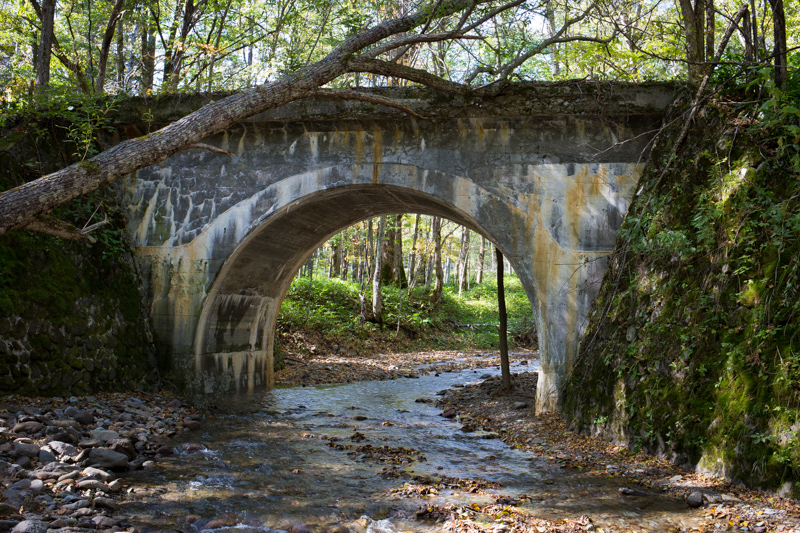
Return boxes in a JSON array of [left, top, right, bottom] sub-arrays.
[[111, 83, 676, 412]]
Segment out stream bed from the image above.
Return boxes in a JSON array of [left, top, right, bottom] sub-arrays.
[[121, 360, 705, 532]]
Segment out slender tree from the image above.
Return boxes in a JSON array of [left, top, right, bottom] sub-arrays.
[[496, 246, 511, 391], [372, 215, 386, 325]]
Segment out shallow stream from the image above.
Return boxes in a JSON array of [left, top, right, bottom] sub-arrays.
[[122, 358, 704, 532]]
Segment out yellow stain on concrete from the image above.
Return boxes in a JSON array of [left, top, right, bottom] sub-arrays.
[[372, 126, 383, 185]]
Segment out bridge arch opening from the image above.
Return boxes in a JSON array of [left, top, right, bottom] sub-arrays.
[[193, 183, 542, 398]]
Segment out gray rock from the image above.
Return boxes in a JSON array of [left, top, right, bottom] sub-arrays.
[[73, 410, 94, 426], [93, 516, 117, 528], [107, 479, 123, 493], [77, 438, 103, 448], [167, 399, 182, 409], [10, 521, 48, 533], [49, 440, 79, 457], [9, 479, 31, 490], [14, 456, 31, 469], [93, 497, 118, 510], [28, 479, 43, 493], [0, 461, 21, 477], [686, 491, 704, 508], [82, 466, 115, 482], [11, 442, 39, 457], [0, 520, 16, 533], [89, 429, 119, 443], [512, 401, 528, 410], [64, 406, 78, 417], [12, 422, 44, 435], [76, 479, 108, 491], [37, 449, 56, 465], [107, 438, 135, 459], [87, 448, 129, 470]]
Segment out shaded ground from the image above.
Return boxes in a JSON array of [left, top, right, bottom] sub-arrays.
[[275, 349, 536, 386]]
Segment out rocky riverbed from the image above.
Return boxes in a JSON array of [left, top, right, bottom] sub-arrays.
[[0, 393, 203, 532], [2, 356, 800, 533], [436, 372, 800, 532]]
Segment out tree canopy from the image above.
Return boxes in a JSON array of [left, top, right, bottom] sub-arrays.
[[0, 0, 796, 237]]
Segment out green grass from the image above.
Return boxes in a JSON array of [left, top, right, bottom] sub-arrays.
[[276, 274, 537, 356]]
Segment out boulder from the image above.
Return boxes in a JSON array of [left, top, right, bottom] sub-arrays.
[[75, 479, 108, 491], [73, 410, 95, 426], [89, 429, 120, 443], [107, 438, 135, 459], [10, 521, 48, 533], [11, 422, 43, 435], [686, 491, 705, 508], [11, 442, 39, 458], [49, 441, 79, 457], [82, 466, 115, 482], [87, 448, 129, 470]]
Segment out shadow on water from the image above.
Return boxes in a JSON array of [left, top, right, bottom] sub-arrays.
[[122, 359, 704, 532]]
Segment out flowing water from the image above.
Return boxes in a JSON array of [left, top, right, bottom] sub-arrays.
[[122, 359, 704, 532]]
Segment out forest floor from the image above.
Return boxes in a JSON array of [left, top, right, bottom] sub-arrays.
[[274, 347, 536, 386]]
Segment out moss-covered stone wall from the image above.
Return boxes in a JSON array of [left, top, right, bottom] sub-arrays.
[[564, 92, 800, 496], [0, 108, 159, 395]]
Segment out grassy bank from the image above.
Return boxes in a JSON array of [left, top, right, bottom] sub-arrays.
[[275, 274, 536, 362]]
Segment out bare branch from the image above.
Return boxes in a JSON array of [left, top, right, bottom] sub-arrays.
[[305, 89, 427, 119], [23, 214, 108, 242], [366, 30, 482, 59], [347, 57, 471, 94], [186, 143, 234, 155]]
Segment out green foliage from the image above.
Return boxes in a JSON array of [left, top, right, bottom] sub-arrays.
[[564, 71, 800, 493], [277, 273, 534, 354]]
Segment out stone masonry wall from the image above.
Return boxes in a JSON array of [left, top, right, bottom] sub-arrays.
[[0, 109, 159, 396]]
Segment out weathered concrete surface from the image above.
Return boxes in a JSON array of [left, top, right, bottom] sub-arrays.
[[112, 83, 677, 412]]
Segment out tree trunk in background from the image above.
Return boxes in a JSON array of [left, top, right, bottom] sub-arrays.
[[381, 215, 406, 287], [393, 215, 406, 287], [768, 0, 787, 87], [477, 235, 486, 284], [407, 214, 420, 288], [116, 19, 125, 87], [140, 18, 156, 93], [496, 247, 511, 391], [34, 0, 56, 93], [678, 0, 714, 84], [430, 216, 443, 304], [330, 240, 342, 278], [372, 216, 386, 324], [95, 0, 126, 93], [457, 226, 469, 295], [304, 252, 315, 280]]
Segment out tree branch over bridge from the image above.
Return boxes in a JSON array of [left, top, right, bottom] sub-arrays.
[[0, 0, 611, 239]]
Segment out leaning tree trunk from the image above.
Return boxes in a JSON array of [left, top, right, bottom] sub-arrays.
[[0, 0, 483, 236]]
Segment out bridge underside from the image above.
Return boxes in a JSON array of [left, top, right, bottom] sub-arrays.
[[116, 83, 675, 412]]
